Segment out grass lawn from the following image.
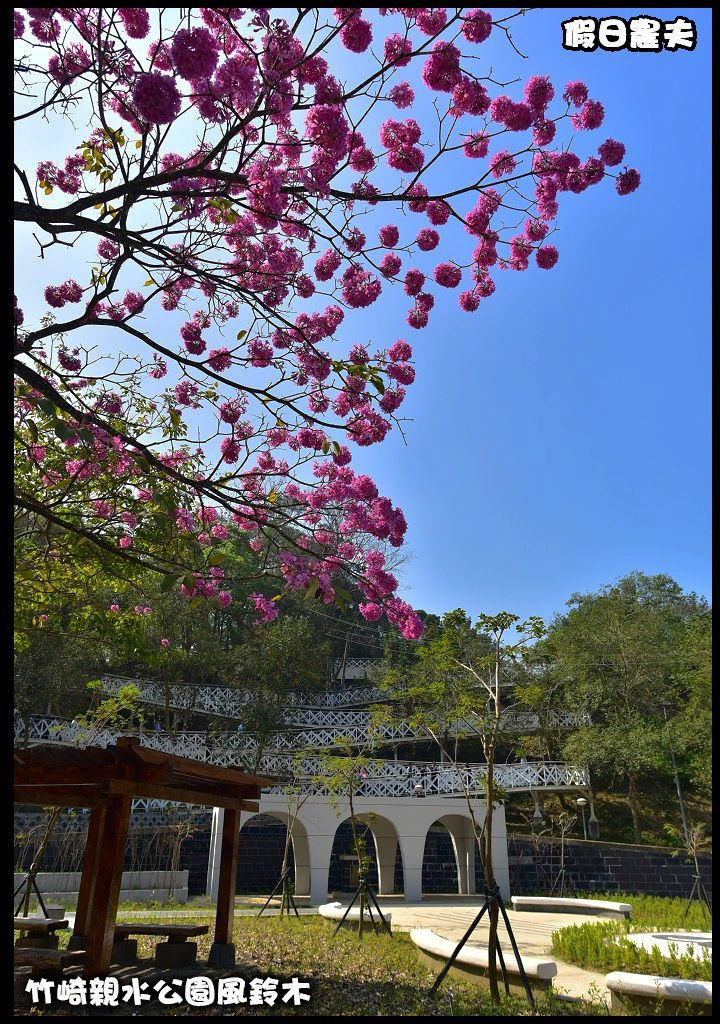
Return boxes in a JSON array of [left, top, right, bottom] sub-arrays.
[[551, 892, 712, 981], [43, 915, 609, 1016]]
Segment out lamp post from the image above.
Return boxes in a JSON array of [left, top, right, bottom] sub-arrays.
[[659, 700, 690, 844], [576, 797, 588, 841]]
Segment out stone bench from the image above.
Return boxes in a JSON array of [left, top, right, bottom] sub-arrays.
[[606, 971, 712, 1015], [14, 916, 69, 950], [410, 928, 557, 994], [511, 895, 632, 920], [14, 947, 88, 1007], [318, 901, 392, 933], [14, 946, 87, 977], [112, 923, 209, 967]]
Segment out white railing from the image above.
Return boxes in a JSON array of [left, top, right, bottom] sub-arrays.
[[16, 710, 588, 756], [331, 658, 380, 681], [14, 714, 590, 798], [258, 755, 590, 798], [100, 675, 588, 735], [102, 674, 388, 712]]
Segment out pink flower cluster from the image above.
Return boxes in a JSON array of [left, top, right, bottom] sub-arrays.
[[380, 117, 424, 172], [44, 280, 83, 308], [249, 592, 280, 624], [17, 7, 644, 646], [132, 72, 182, 124]]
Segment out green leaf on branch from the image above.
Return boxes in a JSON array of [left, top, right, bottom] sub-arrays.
[[36, 399, 56, 418], [303, 578, 321, 603], [53, 421, 77, 441]]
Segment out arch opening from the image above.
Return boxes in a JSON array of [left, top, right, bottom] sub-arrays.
[[237, 812, 311, 897], [328, 813, 403, 896], [421, 814, 477, 896]]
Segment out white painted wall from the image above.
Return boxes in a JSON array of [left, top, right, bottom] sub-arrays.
[[207, 796, 510, 905]]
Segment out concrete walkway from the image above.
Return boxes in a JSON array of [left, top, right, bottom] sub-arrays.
[[66, 895, 610, 1003], [316, 895, 610, 1004]]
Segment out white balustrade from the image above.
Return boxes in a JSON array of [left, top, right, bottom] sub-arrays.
[[99, 675, 589, 736], [14, 713, 589, 798], [102, 674, 387, 711]]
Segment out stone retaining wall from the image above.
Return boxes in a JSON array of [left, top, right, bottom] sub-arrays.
[[507, 834, 712, 899]]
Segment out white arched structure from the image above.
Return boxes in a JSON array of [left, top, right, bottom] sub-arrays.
[[329, 810, 402, 897], [425, 814, 480, 896], [233, 811, 313, 901], [207, 795, 509, 906]]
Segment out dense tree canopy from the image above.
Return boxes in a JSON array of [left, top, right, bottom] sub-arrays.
[[544, 572, 711, 840]]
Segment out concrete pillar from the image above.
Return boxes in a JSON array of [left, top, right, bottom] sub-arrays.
[[398, 835, 425, 902], [462, 824, 477, 895], [439, 816, 478, 895], [288, 825, 310, 897], [206, 807, 225, 901], [530, 791, 544, 830], [445, 826, 468, 893], [491, 832, 511, 902], [307, 835, 334, 906], [374, 835, 398, 896]]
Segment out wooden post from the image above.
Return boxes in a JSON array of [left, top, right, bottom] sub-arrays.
[[83, 795, 132, 975], [213, 808, 240, 946], [71, 807, 106, 944]]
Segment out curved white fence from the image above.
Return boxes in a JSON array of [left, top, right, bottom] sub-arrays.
[[14, 714, 590, 798], [100, 675, 589, 737], [102, 674, 388, 711]]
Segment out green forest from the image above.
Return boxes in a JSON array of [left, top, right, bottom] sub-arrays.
[[15, 508, 710, 849]]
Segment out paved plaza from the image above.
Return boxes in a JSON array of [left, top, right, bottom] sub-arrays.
[[102, 895, 610, 1003], [368, 896, 610, 1002]]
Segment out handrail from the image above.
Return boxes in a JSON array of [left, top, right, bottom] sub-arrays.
[[99, 675, 589, 734], [13, 713, 590, 797]]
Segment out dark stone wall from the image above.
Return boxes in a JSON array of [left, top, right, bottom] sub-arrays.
[[423, 827, 460, 893], [507, 834, 713, 899], [17, 813, 713, 903], [180, 819, 469, 897], [236, 816, 295, 894], [179, 825, 212, 897]]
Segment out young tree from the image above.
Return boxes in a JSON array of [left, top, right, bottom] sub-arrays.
[[15, 8, 640, 642], [380, 608, 543, 1003], [320, 727, 387, 938], [261, 754, 316, 918], [452, 612, 544, 1002]]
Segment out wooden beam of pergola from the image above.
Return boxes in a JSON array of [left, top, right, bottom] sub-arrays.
[[14, 737, 271, 975]]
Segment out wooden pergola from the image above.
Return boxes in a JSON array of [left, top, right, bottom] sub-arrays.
[[14, 737, 270, 975]]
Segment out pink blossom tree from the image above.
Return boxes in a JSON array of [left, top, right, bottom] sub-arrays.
[[14, 8, 640, 637]]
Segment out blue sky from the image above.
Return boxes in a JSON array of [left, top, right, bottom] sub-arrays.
[[15, 9, 712, 626], [348, 7, 713, 622]]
